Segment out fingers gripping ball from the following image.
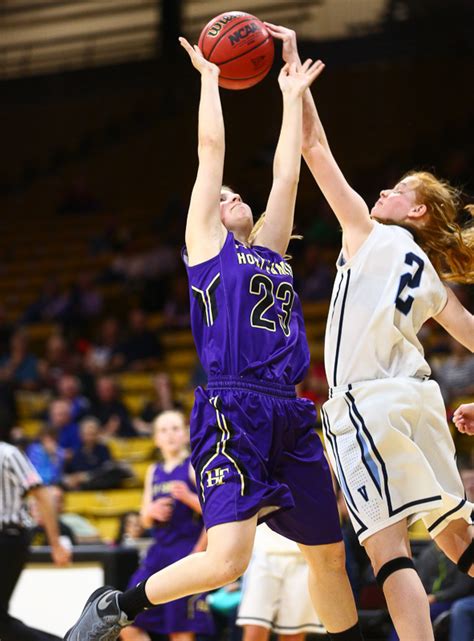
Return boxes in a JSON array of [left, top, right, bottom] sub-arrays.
[[198, 11, 274, 90]]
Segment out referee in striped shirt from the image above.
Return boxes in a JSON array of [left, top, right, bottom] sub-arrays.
[[0, 439, 71, 640]]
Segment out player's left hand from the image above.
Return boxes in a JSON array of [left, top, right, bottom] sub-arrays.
[[170, 480, 193, 504], [453, 402, 474, 435], [278, 59, 325, 97]]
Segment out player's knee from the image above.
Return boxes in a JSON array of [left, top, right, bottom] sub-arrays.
[[309, 540, 347, 575], [375, 556, 416, 588], [365, 539, 409, 574], [210, 554, 249, 586]]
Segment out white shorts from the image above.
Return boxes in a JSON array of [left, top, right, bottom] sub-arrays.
[[322, 378, 472, 544], [236, 552, 325, 634]]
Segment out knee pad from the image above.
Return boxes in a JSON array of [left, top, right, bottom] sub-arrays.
[[457, 540, 474, 574], [376, 556, 416, 588]]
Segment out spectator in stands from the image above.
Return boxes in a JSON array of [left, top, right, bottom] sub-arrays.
[[62, 417, 128, 490], [110, 239, 177, 284], [296, 243, 334, 301], [116, 511, 150, 546], [56, 374, 91, 422], [85, 316, 122, 375], [20, 277, 69, 324], [39, 333, 80, 390], [26, 426, 66, 486], [48, 399, 80, 457], [449, 588, 474, 641], [91, 375, 137, 437], [0, 329, 41, 390], [89, 214, 131, 256], [432, 337, 474, 406], [134, 372, 182, 435], [162, 275, 191, 328], [113, 308, 163, 372], [61, 272, 103, 330]]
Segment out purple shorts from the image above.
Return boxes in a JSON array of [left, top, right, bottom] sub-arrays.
[[128, 541, 215, 635], [190, 377, 342, 546]]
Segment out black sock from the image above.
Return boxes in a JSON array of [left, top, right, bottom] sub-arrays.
[[118, 581, 154, 620], [327, 622, 364, 640]]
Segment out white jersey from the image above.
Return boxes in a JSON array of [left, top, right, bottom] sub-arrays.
[[325, 221, 448, 388], [254, 523, 301, 555]]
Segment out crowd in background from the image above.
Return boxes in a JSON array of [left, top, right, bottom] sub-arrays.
[[0, 138, 473, 641]]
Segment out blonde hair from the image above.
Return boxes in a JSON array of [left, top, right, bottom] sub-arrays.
[[405, 171, 474, 284], [153, 409, 186, 433]]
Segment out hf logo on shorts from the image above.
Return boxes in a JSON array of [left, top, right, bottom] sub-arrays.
[[206, 467, 230, 487]]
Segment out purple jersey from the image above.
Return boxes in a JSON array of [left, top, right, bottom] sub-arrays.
[[129, 457, 214, 635], [183, 232, 310, 385], [149, 456, 202, 549]]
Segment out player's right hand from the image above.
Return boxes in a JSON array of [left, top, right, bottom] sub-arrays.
[[51, 542, 72, 567], [179, 37, 220, 77], [264, 23, 301, 66], [453, 402, 474, 435], [147, 497, 174, 522]]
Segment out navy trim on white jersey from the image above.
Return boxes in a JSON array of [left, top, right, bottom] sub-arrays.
[[332, 270, 351, 386], [346, 391, 442, 518], [345, 394, 383, 499], [321, 407, 368, 538], [427, 498, 467, 533]]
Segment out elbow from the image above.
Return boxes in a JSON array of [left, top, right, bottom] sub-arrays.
[[198, 136, 224, 154], [141, 516, 153, 530], [273, 173, 300, 190], [302, 138, 324, 157]]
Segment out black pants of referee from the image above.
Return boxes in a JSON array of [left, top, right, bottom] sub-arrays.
[[0, 529, 61, 641]]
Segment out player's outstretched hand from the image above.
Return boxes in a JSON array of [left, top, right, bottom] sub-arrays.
[[453, 402, 474, 435], [179, 37, 219, 77], [264, 22, 300, 66], [278, 59, 325, 97]]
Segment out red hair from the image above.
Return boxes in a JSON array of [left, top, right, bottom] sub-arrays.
[[404, 171, 474, 284]]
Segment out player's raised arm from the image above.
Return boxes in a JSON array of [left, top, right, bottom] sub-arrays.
[[179, 37, 227, 265], [265, 23, 373, 258], [434, 286, 474, 352], [253, 60, 325, 256]]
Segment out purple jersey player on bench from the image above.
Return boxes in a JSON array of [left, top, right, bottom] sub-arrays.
[[64, 37, 364, 641], [121, 410, 214, 641]]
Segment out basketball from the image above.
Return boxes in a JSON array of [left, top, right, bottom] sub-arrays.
[[198, 11, 274, 90]]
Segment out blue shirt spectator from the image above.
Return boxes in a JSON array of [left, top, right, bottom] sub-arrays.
[[26, 427, 66, 485]]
